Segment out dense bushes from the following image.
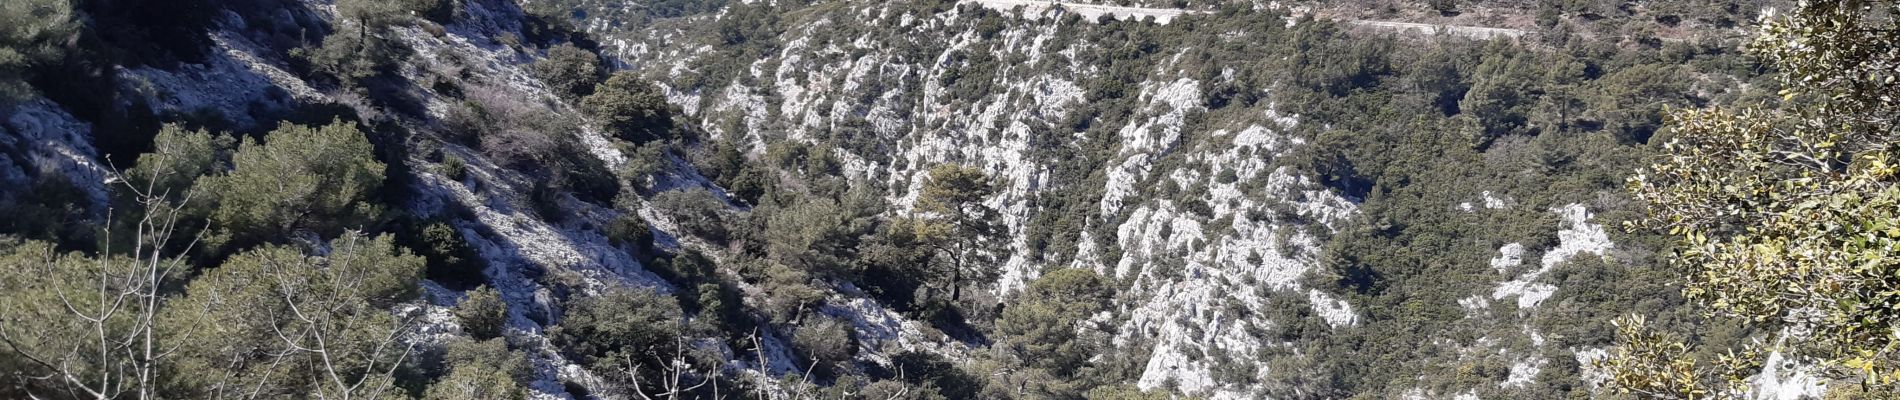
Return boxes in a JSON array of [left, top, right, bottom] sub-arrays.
[[653, 188, 731, 243], [448, 85, 620, 205], [534, 44, 605, 100], [455, 285, 508, 340], [201, 120, 386, 249], [395, 221, 486, 289], [297, 30, 411, 90], [582, 72, 680, 143], [792, 316, 859, 378], [606, 213, 657, 255], [423, 338, 528, 400], [0, 0, 77, 103], [551, 288, 684, 361], [549, 287, 724, 398], [996, 269, 1113, 377], [160, 233, 425, 397]]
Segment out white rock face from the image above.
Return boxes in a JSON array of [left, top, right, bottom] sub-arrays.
[[1573, 347, 1610, 391], [1501, 356, 1546, 388], [965, 0, 1201, 24], [591, 3, 1368, 395], [1, 100, 107, 208], [1490, 242, 1524, 273], [1100, 78, 1204, 217], [1748, 350, 1826, 399], [1492, 204, 1612, 309], [1308, 288, 1359, 327], [1112, 112, 1357, 398]]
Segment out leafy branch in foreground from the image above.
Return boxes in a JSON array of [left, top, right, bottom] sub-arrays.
[[1612, 0, 1900, 396]]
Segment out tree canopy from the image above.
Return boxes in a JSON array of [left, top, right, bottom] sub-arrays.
[[915, 164, 1002, 302], [202, 120, 386, 248], [582, 71, 678, 143]]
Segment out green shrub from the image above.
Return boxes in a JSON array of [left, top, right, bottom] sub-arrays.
[[201, 120, 385, 248], [605, 214, 656, 255], [551, 288, 683, 361], [792, 316, 858, 378], [534, 44, 604, 100], [424, 338, 527, 400], [396, 221, 486, 289], [889, 351, 979, 399], [0, 0, 78, 102], [581, 72, 677, 143], [653, 188, 730, 243], [549, 138, 620, 205], [159, 233, 424, 397], [454, 286, 507, 340], [760, 263, 824, 323], [996, 268, 1113, 377], [295, 31, 409, 90], [441, 154, 467, 181], [764, 197, 864, 277], [691, 281, 750, 334]]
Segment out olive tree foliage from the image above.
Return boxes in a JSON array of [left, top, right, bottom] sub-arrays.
[[160, 232, 426, 398], [1611, 0, 1900, 397], [0, 0, 76, 103], [0, 225, 190, 400], [201, 120, 386, 248], [913, 164, 1002, 302]]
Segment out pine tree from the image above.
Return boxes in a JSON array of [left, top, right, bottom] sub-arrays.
[[0, 0, 76, 103], [201, 120, 385, 248], [915, 164, 1001, 302]]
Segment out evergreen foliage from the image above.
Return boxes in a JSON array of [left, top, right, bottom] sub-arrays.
[[997, 268, 1113, 378], [550, 287, 683, 367], [423, 338, 528, 400], [0, 0, 76, 103], [582, 72, 679, 143], [161, 232, 425, 398], [201, 120, 386, 248], [534, 43, 605, 100], [455, 286, 509, 340], [915, 164, 1002, 302]]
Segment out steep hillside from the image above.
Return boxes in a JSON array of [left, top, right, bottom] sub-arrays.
[[560, 0, 1790, 398], [0, 0, 1826, 399]]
